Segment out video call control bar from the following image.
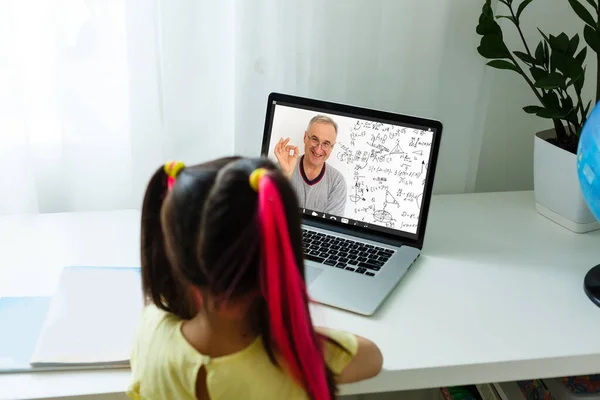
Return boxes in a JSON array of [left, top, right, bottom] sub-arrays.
[[301, 208, 370, 229]]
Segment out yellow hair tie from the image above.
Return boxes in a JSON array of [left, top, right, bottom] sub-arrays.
[[164, 161, 185, 179], [249, 168, 269, 192]]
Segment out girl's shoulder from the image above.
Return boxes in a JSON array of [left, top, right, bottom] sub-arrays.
[[317, 327, 359, 375], [136, 303, 181, 333], [131, 304, 191, 363]]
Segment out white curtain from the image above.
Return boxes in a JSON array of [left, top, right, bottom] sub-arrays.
[[0, 0, 584, 215], [1, 0, 135, 214]]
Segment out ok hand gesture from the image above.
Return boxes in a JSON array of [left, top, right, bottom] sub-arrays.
[[274, 138, 299, 179]]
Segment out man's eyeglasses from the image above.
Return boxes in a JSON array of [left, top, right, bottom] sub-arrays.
[[309, 136, 334, 151]]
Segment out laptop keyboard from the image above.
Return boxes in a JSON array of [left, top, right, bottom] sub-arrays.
[[301, 229, 395, 277]]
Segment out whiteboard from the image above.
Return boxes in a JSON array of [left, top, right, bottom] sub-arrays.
[[267, 105, 434, 234]]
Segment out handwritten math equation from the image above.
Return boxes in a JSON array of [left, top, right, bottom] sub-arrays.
[[336, 120, 433, 232]]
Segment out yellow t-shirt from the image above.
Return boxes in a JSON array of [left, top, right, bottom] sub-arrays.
[[127, 305, 358, 399]]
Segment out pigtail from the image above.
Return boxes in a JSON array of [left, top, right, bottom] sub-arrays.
[[256, 175, 330, 400], [140, 164, 192, 319]]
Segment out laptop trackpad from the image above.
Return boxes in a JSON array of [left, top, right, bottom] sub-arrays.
[[305, 266, 323, 286]]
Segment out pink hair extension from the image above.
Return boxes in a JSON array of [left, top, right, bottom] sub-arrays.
[[166, 161, 177, 190], [167, 176, 176, 190], [257, 176, 329, 400]]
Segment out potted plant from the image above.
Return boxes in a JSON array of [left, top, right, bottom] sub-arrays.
[[476, 0, 600, 232]]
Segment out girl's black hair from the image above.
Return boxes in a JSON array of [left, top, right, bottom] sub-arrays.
[[140, 156, 343, 399]]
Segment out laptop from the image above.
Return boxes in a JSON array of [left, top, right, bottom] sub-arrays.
[[261, 93, 442, 315]]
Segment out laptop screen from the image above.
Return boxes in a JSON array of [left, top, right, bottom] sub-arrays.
[[264, 98, 439, 241]]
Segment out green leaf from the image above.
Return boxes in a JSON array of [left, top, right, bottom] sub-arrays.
[[568, 0, 597, 27], [523, 105, 544, 114], [584, 25, 600, 53], [478, 0, 501, 35], [543, 41, 550, 68], [552, 51, 584, 80], [530, 67, 547, 81], [558, 33, 570, 52], [486, 60, 519, 71], [514, 51, 537, 65], [543, 91, 561, 109], [535, 73, 565, 89], [478, 35, 511, 59], [542, 91, 559, 108], [565, 109, 579, 125], [567, 59, 584, 80], [538, 28, 550, 43], [584, 100, 593, 116], [482, 0, 494, 16], [517, 0, 535, 20], [481, 1, 494, 19], [551, 51, 566, 73], [549, 33, 570, 54], [568, 73, 585, 89], [567, 34, 580, 57], [477, 15, 503, 36], [583, 0, 598, 9], [562, 96, 574, 113], [574, 76, 585, 93], [536, 108, 568, 119], [497, 15, 518, 25], [576, 47, 588, 64], [575, 66, 587, 92], [535, 42, 545, 64]]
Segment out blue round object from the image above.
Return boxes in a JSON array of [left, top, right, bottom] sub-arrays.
[[577, 102, 600, 308], [578, 103, 600, 221]]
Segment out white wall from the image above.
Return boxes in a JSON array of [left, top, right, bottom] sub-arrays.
[[233, 0, 490, 195], [234, 0, 598, 196], [126, 0, 600, 204], [474, 0, 597, 193]]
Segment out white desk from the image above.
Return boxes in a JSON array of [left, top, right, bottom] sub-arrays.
[[1, 191, 599, 400]]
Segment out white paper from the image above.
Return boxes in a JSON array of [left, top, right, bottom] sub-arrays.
[[30, 266, 143, 366]]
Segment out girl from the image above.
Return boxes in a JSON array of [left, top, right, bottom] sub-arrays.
[[128, 157, 383, 400]]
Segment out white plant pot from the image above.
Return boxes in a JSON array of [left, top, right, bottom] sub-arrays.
[[533, 128, 600, 233]]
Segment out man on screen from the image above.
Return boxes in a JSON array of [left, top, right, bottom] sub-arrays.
[[274, 114, 347, 216]]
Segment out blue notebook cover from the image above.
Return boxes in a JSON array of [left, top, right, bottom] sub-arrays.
[[0, 296, 51, 373]]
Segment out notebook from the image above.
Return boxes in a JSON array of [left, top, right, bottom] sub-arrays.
[[0, 296, 51, 373], [29, 266, 143, 369]]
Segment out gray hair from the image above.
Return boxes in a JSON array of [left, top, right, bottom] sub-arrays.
[[307, 114, 338, 135]]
